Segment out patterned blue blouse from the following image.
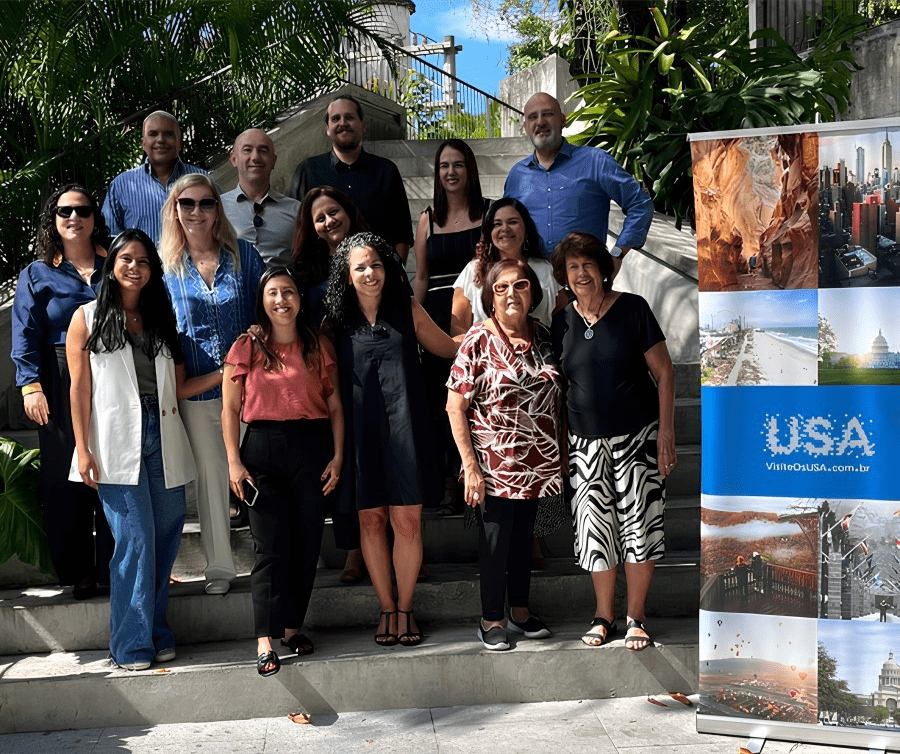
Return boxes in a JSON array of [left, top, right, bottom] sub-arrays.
[[164, 239, 264, 401]]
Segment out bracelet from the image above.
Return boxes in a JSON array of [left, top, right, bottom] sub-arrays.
[[22, 383, 43, 397]]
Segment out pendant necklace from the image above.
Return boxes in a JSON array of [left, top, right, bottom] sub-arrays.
[[576, 295, 606, 340]]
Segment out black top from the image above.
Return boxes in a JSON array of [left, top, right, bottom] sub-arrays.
[[292, 149, 414, 248], [553, 293, 665, 438]]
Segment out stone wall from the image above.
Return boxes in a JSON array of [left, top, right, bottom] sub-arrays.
[[498, 54, 580, 137], [841, 18, 900, 121]]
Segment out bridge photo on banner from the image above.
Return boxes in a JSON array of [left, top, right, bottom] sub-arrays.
[[690, 116, 900, 751]]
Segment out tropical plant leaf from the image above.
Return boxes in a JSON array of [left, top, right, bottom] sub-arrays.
[[0, 438, 53, 576]]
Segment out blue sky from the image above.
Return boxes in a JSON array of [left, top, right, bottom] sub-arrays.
[[408, 0, 516, 96], [698, 289, 818, 330]]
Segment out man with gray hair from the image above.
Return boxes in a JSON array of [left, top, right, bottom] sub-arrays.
[[220, 128, 300, 266], [102, 110, 206, 244]]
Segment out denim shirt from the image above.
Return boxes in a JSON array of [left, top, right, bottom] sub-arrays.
[[503, 139, 654, 255], [164, 239, 264, 401]]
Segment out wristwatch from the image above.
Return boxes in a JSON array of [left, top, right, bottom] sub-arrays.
[[610, 245, 625, 259]]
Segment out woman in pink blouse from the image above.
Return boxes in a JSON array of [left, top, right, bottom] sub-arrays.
[[446, 258, 563, 651], [222, 267, 344, 677]]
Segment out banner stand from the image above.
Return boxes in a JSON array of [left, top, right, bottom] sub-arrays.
[[691, 117, 900, 752]]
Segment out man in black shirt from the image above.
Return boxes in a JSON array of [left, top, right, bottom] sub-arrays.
[[291, 95, 413, 262]]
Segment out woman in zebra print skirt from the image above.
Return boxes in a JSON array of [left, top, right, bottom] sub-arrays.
[[551, 232, 676, 651]]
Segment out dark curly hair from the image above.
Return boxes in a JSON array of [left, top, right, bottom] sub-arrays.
[[291, 186, 369, 289], [431, 139, 484, 228], [550, 231, 614, 292], [85, 229, 183, 362], [246, 266, 320, 372], [38, 184, 109, 265], [324, 232, 406, 334], [473, 197, 543, 287]]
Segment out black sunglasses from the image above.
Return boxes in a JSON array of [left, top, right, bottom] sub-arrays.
[[55, 205, 93, 219], [177, 197, 218, 211]]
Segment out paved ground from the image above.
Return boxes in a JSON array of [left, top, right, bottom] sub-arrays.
[[0, 696, 876, 754]]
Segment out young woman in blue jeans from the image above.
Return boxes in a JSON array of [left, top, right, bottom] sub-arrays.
[[67, 229, 197, 671]]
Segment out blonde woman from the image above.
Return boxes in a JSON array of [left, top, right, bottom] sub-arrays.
[[160, 173, 265, 595]]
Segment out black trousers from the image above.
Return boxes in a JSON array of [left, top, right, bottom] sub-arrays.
[[242, 419, 330, 638], [39, 345, 112, 585], [477, 495, 539, 621]]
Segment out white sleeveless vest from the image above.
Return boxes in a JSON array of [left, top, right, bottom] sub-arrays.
[[68, 301, 197, 487]]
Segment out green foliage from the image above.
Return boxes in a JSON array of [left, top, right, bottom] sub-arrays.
[[819, 314, 838, 360], [818, 643, 862, 717], [567, 3, 866, 227], [0, 0, 381, 280], [0, 438, 50, 576], [873, 706, 890, 722]]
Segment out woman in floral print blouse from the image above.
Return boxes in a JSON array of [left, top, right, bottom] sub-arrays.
[[446, 258, 563, 652]]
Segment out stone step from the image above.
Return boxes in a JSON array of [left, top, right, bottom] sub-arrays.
[[0, 556, 698, 656], [0, 615, 700, 734], [674, 362, 700, 399]]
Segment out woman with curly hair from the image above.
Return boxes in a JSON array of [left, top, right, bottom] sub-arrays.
[[325, 232, 457, 647], [160, 173, 265, 596], [11, 184, 114, 598], [222, 267, 344, 676], [67, 229, 196, 670], [450, 197, 564, 336]]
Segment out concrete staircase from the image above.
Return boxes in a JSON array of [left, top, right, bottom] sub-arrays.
[[0, 136, 702, 734]]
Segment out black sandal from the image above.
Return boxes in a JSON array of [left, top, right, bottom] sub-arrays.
[[281, 633, 314, 656], [375, 610, 398, 646], [581, 616, 617, 647], [624, 619, 654, 651], [257, 650, 280, 676], [397, 610, 423, 646]]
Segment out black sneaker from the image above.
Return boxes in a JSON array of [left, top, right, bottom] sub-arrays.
[[507, 614, 551, 639], [476, 622, 510, 651]]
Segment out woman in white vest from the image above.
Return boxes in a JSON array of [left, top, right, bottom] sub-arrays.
[[67, 229, 197, 671]]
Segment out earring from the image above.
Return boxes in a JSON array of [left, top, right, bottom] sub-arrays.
[[524, 237, 530, 254]]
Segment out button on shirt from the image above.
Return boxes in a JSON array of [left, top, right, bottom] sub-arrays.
[[220, 186, 300, 266], [504, 139, 654, 255], [164, 239, 265, 401], [102, 158, 207, 245], [11, 256, 105, 386], [292, 149, 413, 249]]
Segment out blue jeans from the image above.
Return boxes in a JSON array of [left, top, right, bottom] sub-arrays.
[[98, 396, 186, 665]]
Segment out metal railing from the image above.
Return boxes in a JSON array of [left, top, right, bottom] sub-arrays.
[[341, 36, 523, 140]]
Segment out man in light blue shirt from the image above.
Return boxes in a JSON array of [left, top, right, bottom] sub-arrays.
[[102, 111, 206, 245], [504, 93, 653, 276], [220, 128, 300, 267]]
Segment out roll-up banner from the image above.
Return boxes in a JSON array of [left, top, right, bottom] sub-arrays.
[[691, 117, 900, 750]]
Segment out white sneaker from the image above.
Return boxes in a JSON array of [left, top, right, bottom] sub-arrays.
[[205, 579, 230, 595], [107, 657, 151, 671], [154, 647, 176, 663]]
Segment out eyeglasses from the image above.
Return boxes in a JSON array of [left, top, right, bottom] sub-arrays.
[[176, 197, 218, 211], [492, 279, 531, 295], [253, 202, 265, 228], [55, 205, 93, 219]]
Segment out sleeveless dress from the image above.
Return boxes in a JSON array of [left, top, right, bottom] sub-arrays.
[[421, 205, 486, 486]]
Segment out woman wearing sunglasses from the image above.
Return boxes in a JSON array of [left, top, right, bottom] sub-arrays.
[[222, 267, 344, 676], [11, 184, 114, 599], [447, 259, 563, 651], [160, 174, 265, 596]]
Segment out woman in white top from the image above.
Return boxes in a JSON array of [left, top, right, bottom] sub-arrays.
[[450, 198, 565, 336], [67, 229, 197, 671]]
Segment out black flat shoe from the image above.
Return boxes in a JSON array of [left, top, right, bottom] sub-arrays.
[[257, 650, 280, 676], [73, 580, 98, 600], [281, 633, 314, 656]]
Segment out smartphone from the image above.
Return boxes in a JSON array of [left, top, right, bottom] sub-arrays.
[[242, 479, 259, 507]]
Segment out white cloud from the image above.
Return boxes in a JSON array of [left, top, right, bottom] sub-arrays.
[[413, 0, 519, 44]]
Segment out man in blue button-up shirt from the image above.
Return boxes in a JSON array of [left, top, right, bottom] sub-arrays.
[[504, 93, 654, 277], [102, 111, 206, 245]]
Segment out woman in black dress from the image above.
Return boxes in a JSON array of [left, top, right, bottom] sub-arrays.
[[412, 140, 487, 514], [11, 185, 113, 598], [324, 232, 457, 647]]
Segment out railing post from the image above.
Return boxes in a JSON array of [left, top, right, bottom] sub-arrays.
[[485, 95, 493, 139], [442, 35, 457, 119]]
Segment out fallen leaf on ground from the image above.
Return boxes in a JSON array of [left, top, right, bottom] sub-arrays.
[[647, 697, 668, 707], [154, 669, 171, 674], [287, 712, 310, 724], [669, 693, 692, 706]]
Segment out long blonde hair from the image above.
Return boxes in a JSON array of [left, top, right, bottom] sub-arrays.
[[159, 173, 240, 274]]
